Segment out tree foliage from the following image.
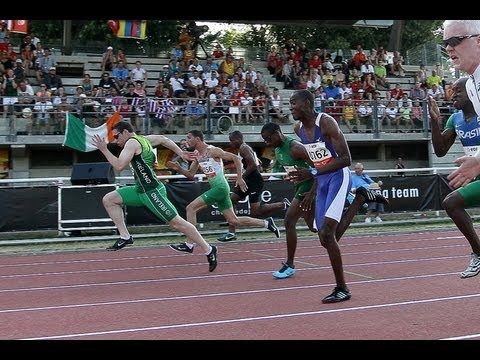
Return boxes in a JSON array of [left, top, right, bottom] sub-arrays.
[[21, 20, 445, 56]]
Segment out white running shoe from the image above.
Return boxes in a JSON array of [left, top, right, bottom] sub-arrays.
[[460, 253, 480, 278]]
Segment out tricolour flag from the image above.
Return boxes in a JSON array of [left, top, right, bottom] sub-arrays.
[[117, 20, 146, 39], [63, 112, 122, 152]]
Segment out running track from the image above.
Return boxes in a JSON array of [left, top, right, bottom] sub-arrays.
[[1, 228, 479, 340]]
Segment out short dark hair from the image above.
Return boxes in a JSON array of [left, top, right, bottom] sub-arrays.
[[229, 130, 243, 141], [188, 129, 203, 141], [261, 122, 281, 134], [113, 121, 134, 133]]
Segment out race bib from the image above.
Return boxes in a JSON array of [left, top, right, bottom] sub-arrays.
[[464, 145, 479, 157], [303, 142, 333, 167], [199, 160, 216, 178]]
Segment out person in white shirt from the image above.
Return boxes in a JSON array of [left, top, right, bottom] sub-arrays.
[[442, 20, 480, 187], [129, 61, 148, 88]]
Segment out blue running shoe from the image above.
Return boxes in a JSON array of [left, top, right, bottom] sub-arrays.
[[272, 262, 296, 279]]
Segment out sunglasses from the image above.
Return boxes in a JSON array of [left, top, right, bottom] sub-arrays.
[[443, 34, 479, 47]]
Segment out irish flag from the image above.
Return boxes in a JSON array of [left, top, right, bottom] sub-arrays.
[[63, 112, 122, 152]]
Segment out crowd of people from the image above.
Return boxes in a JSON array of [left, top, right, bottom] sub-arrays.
[[5, 20, 480, 305]]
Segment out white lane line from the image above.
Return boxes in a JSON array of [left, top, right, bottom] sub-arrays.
[[19, 291, 480, 340]]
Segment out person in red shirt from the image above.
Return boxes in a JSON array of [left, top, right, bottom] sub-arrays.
[[390, 83, 404, 101]]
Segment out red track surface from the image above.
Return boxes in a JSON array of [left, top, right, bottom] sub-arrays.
[[1, 228, 479, 340]]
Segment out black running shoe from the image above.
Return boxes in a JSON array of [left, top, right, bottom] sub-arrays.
[[207, 245, 218, 272], [266, 217, 280, 238], [217, 232, 237, 242], [106, 236, 133, 251], [322, 287, 351, 304], [356, 186, 389, 205], [169, 242, 194, 253]]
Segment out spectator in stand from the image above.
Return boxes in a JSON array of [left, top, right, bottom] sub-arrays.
[[409, 81, 426, 101], [350, 45, 367, 70], [308, 53, 322, 71], [203, 56, 219, 73], [411, 99, 424, 131], [426, 69, 443, 89], [294, 67, 308, 90], [324, 80, 341, 100], [392, 51, 405, 77], [188, 57, 204, 74], [228, 89, 242, 124], [427, 83, 445, 102], [170, 44, 183, 61], [16, 80, 34, 99], [307, 68, 322, 91], [116, 48, 127, 67], [321, 69, 334, 88], [334, 66, 346, 84], [112, 60, 130, 93], [416, 63, 428, 87], [398, 93, 413, 109], [324, 97, 340, 123], [376, 46, 388, 65], [382, 100, 398, 131], [266, 46, 277, 75], [374, 60, 390, 90], [33, 95, 54, 134], [44, 67, 63, 94], [360, 60, 374, 80], [361, 73, 377, 100], [101, 46, 116, 73], [0, 22, 8, 52], [435, 63, 446, 90], [268, 87, 287, 123], [29, 31, 41, 47], [78, 74, 94, 97], [186, 70, 204, 98], [212, 45, 224, 61], [396, 100, 413, 132], [130, 61, 148, 89], [2, 68, 18, 115], [98, 72, 118, 96], [395, 156, 406, 176], [341, 96, 359, 133], [444, 80, 455, 102], [282, 58, 295, 89], [19, 35, 35, 71], [219, 53, 236, 79], [351, 162, 385, 223], [35, 47, 56, 83], [13, 59, 26, 84], [313, 87, 325, 113], [357, 99, 373, 133], [390, 83, 405, 101]]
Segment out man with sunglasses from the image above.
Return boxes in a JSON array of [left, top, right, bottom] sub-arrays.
[[92, 121, 219, 272], [441, 20, 480, 188]]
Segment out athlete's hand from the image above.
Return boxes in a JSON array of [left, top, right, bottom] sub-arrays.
[[299, 190, 315, 212], [92, 134, 107, 152], [180, 151, 195, 162], [236, 178, 248, 193], [288, 166, 312, 183], [167, 160, 180, 170], [427, 95, 441, 122], [448, 156, 480, 188]]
